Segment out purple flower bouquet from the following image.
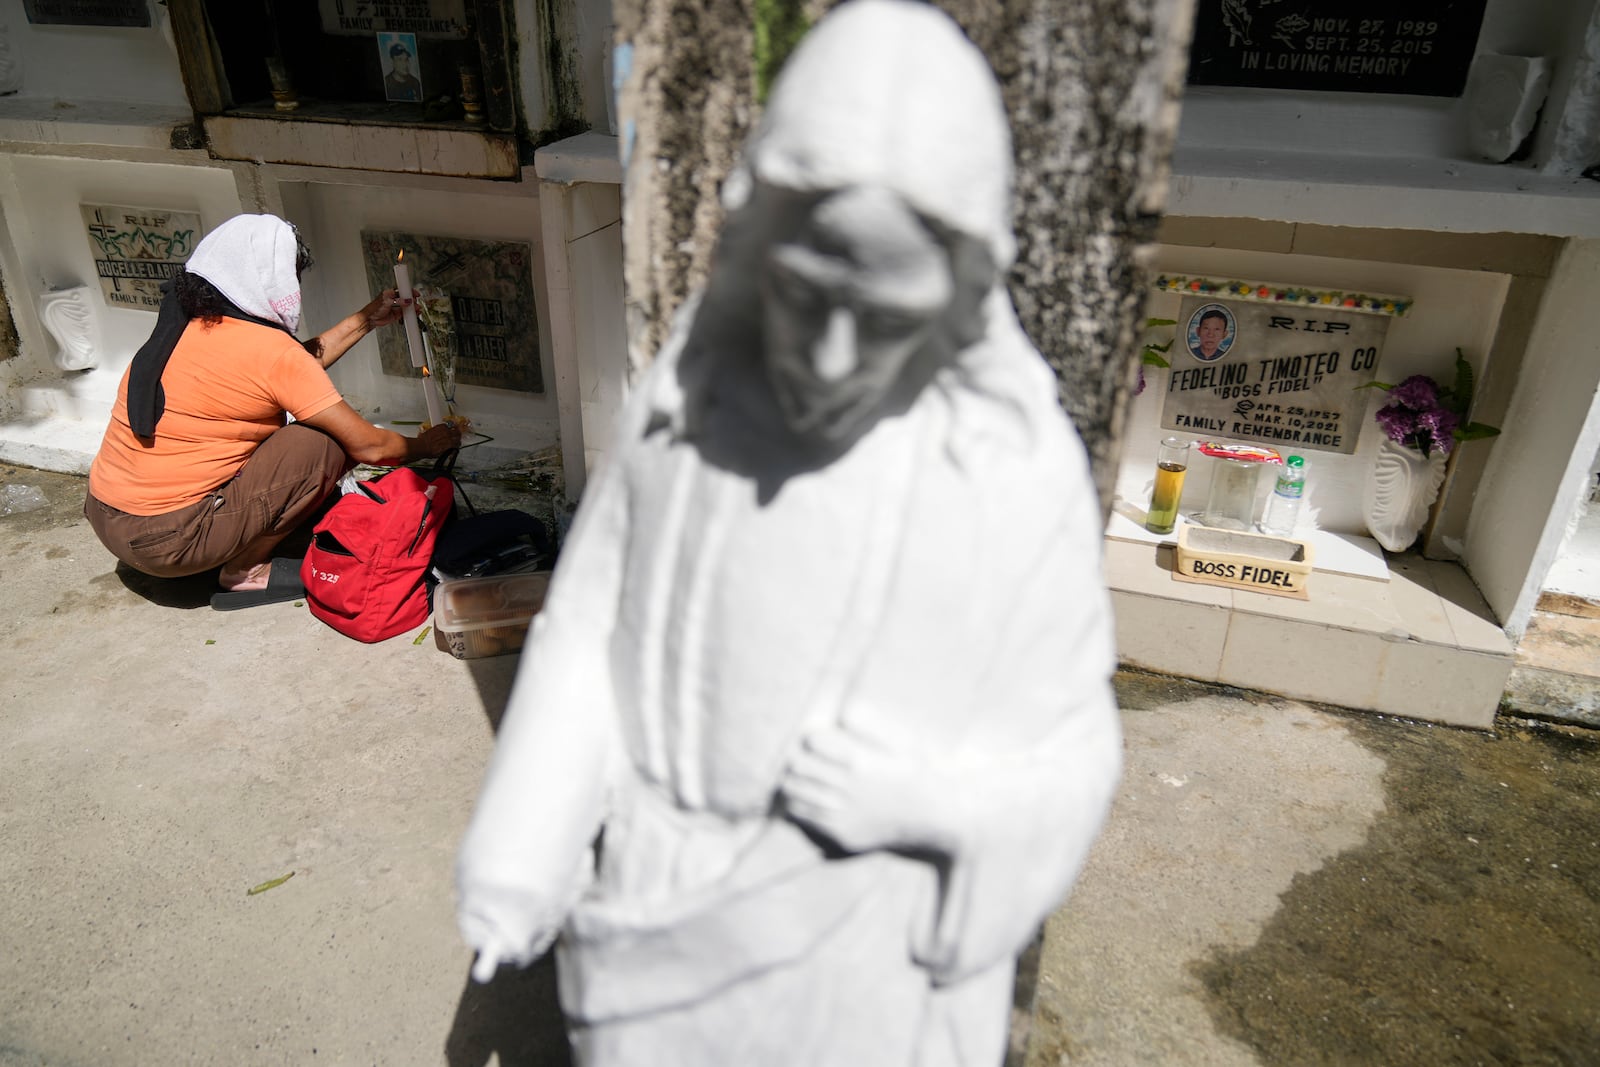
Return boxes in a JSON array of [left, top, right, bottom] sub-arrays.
[[1364, 350, 1500, 459]]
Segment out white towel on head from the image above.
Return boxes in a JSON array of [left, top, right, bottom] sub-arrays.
[[184, 214, 304, 334]]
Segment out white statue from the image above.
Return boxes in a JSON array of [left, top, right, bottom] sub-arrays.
[[456, 2, 1123, 1063]]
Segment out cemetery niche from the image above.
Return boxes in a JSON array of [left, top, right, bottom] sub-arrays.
[[361, 229, 542, 395]]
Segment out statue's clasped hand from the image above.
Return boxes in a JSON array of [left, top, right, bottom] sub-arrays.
[[780, 718, 964, 857]]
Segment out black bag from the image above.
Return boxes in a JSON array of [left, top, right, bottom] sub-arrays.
[[417, 448, 554, 583], [431, 508, 554, 580]]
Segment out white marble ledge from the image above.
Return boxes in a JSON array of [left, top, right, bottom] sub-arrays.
[[533, 132, 622, 186], [1172, 147, 1600, 239], [0, 413, 100, 475], [1104, 532, 1513, 657], [0, 98, 195, 151]]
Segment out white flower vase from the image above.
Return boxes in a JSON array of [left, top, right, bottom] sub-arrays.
[[1363, 437, 1448, 552], [38, 286, 100, 372]]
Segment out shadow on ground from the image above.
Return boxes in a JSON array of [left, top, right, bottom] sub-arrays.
[[444, 955, 572, 1067], [110, 562, 219, 609], [1193, 713, 1600, 1063]]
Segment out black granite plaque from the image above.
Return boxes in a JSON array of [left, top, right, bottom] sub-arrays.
[[362, 230, 544, 395], [23, 0, 150, 26], [1188, 0, 1488, 97]]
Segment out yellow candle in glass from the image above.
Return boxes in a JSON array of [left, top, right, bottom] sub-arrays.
[[1146, 436, 1189, 535]]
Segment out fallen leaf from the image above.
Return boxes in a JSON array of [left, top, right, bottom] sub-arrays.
[[246, 871, 295, 896]]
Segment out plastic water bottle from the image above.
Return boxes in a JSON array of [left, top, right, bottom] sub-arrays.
[[1261, 455, 1306, 537]]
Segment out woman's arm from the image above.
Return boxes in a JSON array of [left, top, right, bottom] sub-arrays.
[[314, 288, 411, 371], [300, 400, 460, 466]]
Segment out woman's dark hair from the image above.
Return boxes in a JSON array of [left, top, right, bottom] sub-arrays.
[[174, 269, 234, 324], [291, 224, 314, 278], [174, 269, 322, 359]]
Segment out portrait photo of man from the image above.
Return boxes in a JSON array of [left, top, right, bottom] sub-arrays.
[[1187, 303, 1235, 362], [378, 32, 422, 103]]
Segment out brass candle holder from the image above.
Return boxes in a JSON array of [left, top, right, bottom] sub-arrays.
[[459, 66, 485, 125], [266, 57, 299, 111]]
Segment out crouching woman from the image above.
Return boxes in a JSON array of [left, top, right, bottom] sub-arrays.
[[84, 213, 460, 609]]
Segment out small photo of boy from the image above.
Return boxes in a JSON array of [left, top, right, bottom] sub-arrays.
[[378, 32, 422, 103]]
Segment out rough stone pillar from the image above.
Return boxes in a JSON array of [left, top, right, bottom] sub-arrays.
[[614, 0, 1195, 516]]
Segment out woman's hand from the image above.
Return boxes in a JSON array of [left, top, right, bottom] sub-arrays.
[[362, 287, 414, 331], [415, 420, 462, 458]]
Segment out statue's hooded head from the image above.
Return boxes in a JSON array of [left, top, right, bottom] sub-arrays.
[[740, 0, 1014, 272], [709, 0, 1017, 452]]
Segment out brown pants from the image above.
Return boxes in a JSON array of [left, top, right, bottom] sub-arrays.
[[85, 423, 349, 578]]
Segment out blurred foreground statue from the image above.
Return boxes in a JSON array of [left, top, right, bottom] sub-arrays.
[[456, 3, 1122, 1062]]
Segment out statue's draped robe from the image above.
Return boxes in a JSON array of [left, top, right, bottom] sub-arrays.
[[458, 293, 1122, 1067]]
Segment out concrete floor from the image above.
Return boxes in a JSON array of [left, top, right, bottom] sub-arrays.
[[1026, 673, 1600, 1065], [4, 466, 1598, 1066]]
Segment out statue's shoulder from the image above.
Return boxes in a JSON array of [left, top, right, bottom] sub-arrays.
[[953, 329, 1089, 470], [943, 334, 1102, 548], [619, 295, 705, 442]]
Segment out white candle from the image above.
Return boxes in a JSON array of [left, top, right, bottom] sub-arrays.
[[422, 369, 446, 428], [393, 254, 424, 368], [421, 328, 449, 429]]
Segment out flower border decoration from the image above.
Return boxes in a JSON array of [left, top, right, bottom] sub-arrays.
[[1153, 275, 1413, 317]]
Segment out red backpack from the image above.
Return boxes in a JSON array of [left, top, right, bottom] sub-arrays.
[[301, 466, 454, 642]]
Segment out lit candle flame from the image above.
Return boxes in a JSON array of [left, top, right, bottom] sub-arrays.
[[397, 249, 405, 263], [422, 366, 431, 377]]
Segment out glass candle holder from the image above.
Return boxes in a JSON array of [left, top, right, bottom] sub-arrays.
[[1145, 436, 1189, 535]]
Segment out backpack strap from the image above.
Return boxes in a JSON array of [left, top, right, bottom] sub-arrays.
[[425, 448, 478, 518]]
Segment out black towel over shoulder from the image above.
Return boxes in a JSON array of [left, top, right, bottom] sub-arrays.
[[124, 275, 296, 439]]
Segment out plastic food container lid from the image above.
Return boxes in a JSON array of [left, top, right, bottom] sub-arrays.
[[1196, 441, 1283, 464], [436, 572, 551, 632]]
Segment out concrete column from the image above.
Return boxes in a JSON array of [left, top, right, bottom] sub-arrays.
[[1464, 237, 1600, 636], [538, 180, 589, 499], [533, 134, 626, 499]]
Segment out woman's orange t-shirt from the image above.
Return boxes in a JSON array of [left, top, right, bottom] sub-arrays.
[[89, 318, 342, 515]]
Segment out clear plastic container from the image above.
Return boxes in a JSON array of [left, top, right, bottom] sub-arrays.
[[1204, 456, 1264, 531], [433, 571, 552, 659], [1260, 455, 1307, 537]]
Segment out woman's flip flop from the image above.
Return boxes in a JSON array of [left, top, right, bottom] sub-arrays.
[[209, 558, 306, 611]]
